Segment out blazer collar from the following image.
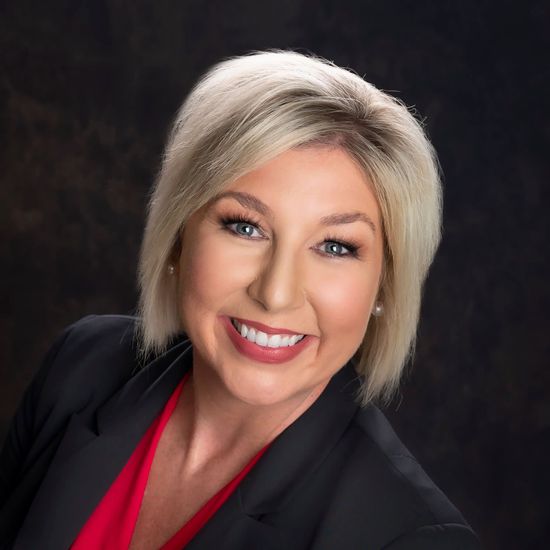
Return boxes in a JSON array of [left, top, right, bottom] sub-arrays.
[[15, 338, 193, 550], [237, 359, 361, 515], [15, 337, 363, 550], [95, 337, 194, 436]]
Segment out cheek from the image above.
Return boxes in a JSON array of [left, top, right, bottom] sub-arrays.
[[314, 270, 374, 337], [179, 234, 244, 308]]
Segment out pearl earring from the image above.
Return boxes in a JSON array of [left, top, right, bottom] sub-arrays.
[[372, 302, 384, 317], [167, 264, 175, 275]]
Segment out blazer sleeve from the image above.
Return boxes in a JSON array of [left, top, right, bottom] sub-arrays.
[[0, 316, 94, 508], [381, 522, 482, 549]]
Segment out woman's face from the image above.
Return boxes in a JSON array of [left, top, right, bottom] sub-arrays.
[[176, 146, 384, 407]]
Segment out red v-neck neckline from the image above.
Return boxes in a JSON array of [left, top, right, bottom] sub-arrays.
[[70, 370, 272, 549]]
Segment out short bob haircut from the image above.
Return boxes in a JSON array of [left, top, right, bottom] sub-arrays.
[[136, 49, 442, 408]]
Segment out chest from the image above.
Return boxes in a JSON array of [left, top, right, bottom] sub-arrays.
[[127, 414, 244, 550]]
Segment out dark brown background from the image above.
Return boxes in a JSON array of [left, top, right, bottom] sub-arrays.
[[1, 1, 548, 548]]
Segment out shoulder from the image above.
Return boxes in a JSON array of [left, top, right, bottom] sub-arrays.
[[48, 313, 139, 362], [318, 402, 481, 548], [26, 315, 143, 438], [0, 314, 144, 511], [351, 404, 464, 525], [37, 315, 137, 391]]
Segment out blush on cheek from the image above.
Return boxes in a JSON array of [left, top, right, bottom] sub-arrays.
[[321, 280, 372, 339], [324, 277, 368, 316], [180, 238, 245, 320]]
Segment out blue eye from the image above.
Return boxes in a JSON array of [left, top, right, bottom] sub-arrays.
[[233, 222, 261, 237], [219, 214, 361, 260], [220, 214, 264, 238], [320, 239, 359, 259]]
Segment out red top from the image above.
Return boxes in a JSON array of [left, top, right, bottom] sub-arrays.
[[71, 371, 271, 549]]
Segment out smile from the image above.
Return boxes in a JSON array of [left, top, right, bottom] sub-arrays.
[[221, 316, 313, 364], [231, 318, 305, 348]]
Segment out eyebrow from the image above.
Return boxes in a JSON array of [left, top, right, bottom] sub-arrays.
[[210, 190, 377, 234]]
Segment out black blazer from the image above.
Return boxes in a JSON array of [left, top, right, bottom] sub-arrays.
[[0, 315, 481, 549]]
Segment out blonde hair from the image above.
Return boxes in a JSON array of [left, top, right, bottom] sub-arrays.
[[136, 49, 442, 408]]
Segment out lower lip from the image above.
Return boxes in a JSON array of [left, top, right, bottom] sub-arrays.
[[221, 316, 314, 364]]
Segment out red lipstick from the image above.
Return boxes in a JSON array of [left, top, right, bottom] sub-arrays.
[[220, 316, 313, 364]]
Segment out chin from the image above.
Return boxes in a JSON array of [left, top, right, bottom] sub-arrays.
[[222, 367, 300, 408]]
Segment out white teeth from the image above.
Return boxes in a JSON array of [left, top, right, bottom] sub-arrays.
[[254, 329, 267, 346], [280, 335, 291, 347], [246, 327, 257, 343], [231, 319, 304, 348], [267, 334, 281, 347], [288, 334, 301, 346]]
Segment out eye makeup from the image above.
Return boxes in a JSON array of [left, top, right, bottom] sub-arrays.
[[216, 209, 364, 260]]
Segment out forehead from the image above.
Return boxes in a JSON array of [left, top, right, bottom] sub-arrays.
[[219, 146, 381, 224]]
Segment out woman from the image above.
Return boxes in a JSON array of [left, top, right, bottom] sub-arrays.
[[0, 50, 481, 549]]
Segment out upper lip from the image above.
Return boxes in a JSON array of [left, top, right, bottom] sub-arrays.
[[230, 316, 305, 336]]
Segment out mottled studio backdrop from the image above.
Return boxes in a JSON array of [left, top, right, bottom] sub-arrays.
[[1, 1, 548, 549]]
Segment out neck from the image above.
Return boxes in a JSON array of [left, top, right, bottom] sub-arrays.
[[174, 362, 328, 476]]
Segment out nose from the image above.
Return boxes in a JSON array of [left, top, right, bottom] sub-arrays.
[[247, 245, 306, 313]]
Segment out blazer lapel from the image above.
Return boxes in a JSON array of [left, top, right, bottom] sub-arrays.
[[185, 360, 362, 550], [13, 338, 194, 550], [237, 360, 361, 514]]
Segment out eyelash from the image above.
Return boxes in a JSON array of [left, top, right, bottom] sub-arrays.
[[218, 213, 361, 259]]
